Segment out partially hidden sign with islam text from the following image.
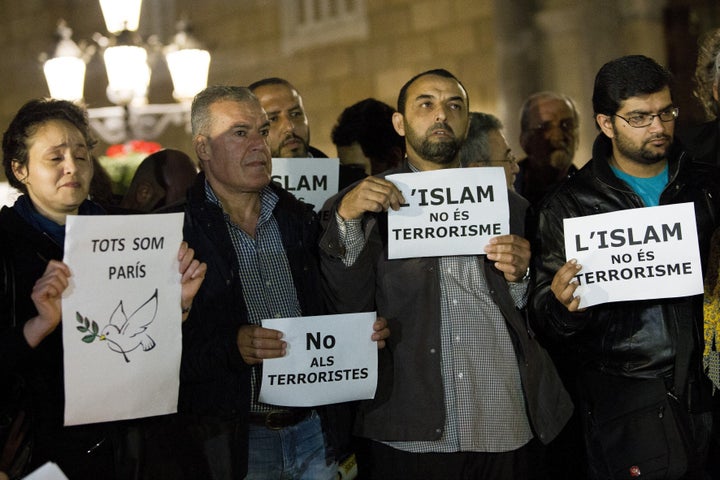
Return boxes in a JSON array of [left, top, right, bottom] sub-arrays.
[[386, 167, 509, 259], [62, 213, 184, 425], [259, 312, 378, 407], [563, 203, 703, 309], [271, 157, 340, 210]]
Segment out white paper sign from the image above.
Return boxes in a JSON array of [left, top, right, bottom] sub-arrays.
[[62, 213, 184, 425], [24, 462, 69, 480], [563, 203, 703, 308], [271, 157, 340, 210], [386, 167, 509, 259], [259, 312, 378, 407]]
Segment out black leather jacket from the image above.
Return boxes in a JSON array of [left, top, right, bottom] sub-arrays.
[[677, 119, 720, 167], [170, 173, 326, 415], [530, 134, 720, 389]]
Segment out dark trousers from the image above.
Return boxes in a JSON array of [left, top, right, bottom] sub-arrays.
[[358, 439, 534, 480], [115, 413, 247, 480]]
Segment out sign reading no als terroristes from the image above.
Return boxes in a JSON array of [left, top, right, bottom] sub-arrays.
[[259, 312, 378, 407]]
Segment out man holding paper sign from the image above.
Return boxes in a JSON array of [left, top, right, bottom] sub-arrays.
[[531, 55, 720, 479], [320, 69, 571, 479], [174, 86, 388, 480]]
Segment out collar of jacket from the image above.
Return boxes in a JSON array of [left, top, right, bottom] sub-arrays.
[[590, 133, 686, 192]]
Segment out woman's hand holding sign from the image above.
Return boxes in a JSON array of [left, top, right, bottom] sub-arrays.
[[178, 241, 207, 321], [25, 260, 72, 347]]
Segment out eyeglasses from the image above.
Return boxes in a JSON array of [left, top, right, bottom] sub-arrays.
[[613, 107, 679, 128], [490, 152, 517, 165], [532, 119, 576, 134]]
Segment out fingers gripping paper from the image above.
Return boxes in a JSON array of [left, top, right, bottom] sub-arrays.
[[62, 213, 184, 425]]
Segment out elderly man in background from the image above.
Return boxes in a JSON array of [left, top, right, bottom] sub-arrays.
[[515, 91, 580, 205]]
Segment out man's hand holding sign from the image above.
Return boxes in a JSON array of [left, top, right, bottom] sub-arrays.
[[257, 313, 385, 406], [338, 167, 529, 279], [245, 314, 389, 406], [238, 315, 389, 365], [554, 203, 703, 310], [337, 176, 406, 220]]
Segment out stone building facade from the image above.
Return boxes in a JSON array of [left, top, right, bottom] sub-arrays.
[[0, 0, 718, 179]]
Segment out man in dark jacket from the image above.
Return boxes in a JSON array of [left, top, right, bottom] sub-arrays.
[[531, 55, 720, 480], [320, 68, 572, 479], [173, 85, 387, 480]]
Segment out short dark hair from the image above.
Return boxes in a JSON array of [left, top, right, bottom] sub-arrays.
[[396, 68, 468, 114], [2, 98, 96, 193], [458, 112, 503, 167], [592, 55, 673, 118], [191, 85, 258, 136], [331, 98, 404, 171], [248, 77, 297, 94]]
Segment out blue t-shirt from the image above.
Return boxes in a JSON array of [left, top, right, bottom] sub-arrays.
[[610, 163, 669, 207]]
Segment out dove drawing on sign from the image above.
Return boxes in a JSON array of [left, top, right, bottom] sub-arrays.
[[98, 288, 159, 363]]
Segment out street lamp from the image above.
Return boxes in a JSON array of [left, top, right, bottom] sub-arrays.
[[42, 0, 210, 144]]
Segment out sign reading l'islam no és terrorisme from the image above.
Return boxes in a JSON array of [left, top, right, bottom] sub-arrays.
[[563, 203, 703, 308], [387, 167, 509, 259], [271, 157, 340, 211]]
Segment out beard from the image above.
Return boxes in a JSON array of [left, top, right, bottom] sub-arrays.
[[612, 125, 670, 165], [404, 121, 462, 165], [273, 134, 309, 157]]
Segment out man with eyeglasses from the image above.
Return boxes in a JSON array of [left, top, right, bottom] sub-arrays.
[[530, 55, 720, 479], [458, 112, 521, 190], [516, 91, 579, 205]]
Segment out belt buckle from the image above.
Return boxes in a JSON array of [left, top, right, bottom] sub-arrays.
[[265, 411, 288, 430]]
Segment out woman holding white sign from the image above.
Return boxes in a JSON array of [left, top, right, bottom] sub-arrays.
[[0, 99, 206, 479]]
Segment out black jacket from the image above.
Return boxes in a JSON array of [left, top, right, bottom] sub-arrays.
[[175, 173, 326, 416], [0, 206, 117, 479], [161, 174, 345, 477], [677, 120, 720, 167], [530, 134, 720, 407]]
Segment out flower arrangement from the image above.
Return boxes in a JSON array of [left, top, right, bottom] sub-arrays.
[[97, 140, 162, 195]]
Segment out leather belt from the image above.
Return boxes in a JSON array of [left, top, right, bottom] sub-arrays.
[[248, 409, 311, 430]]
